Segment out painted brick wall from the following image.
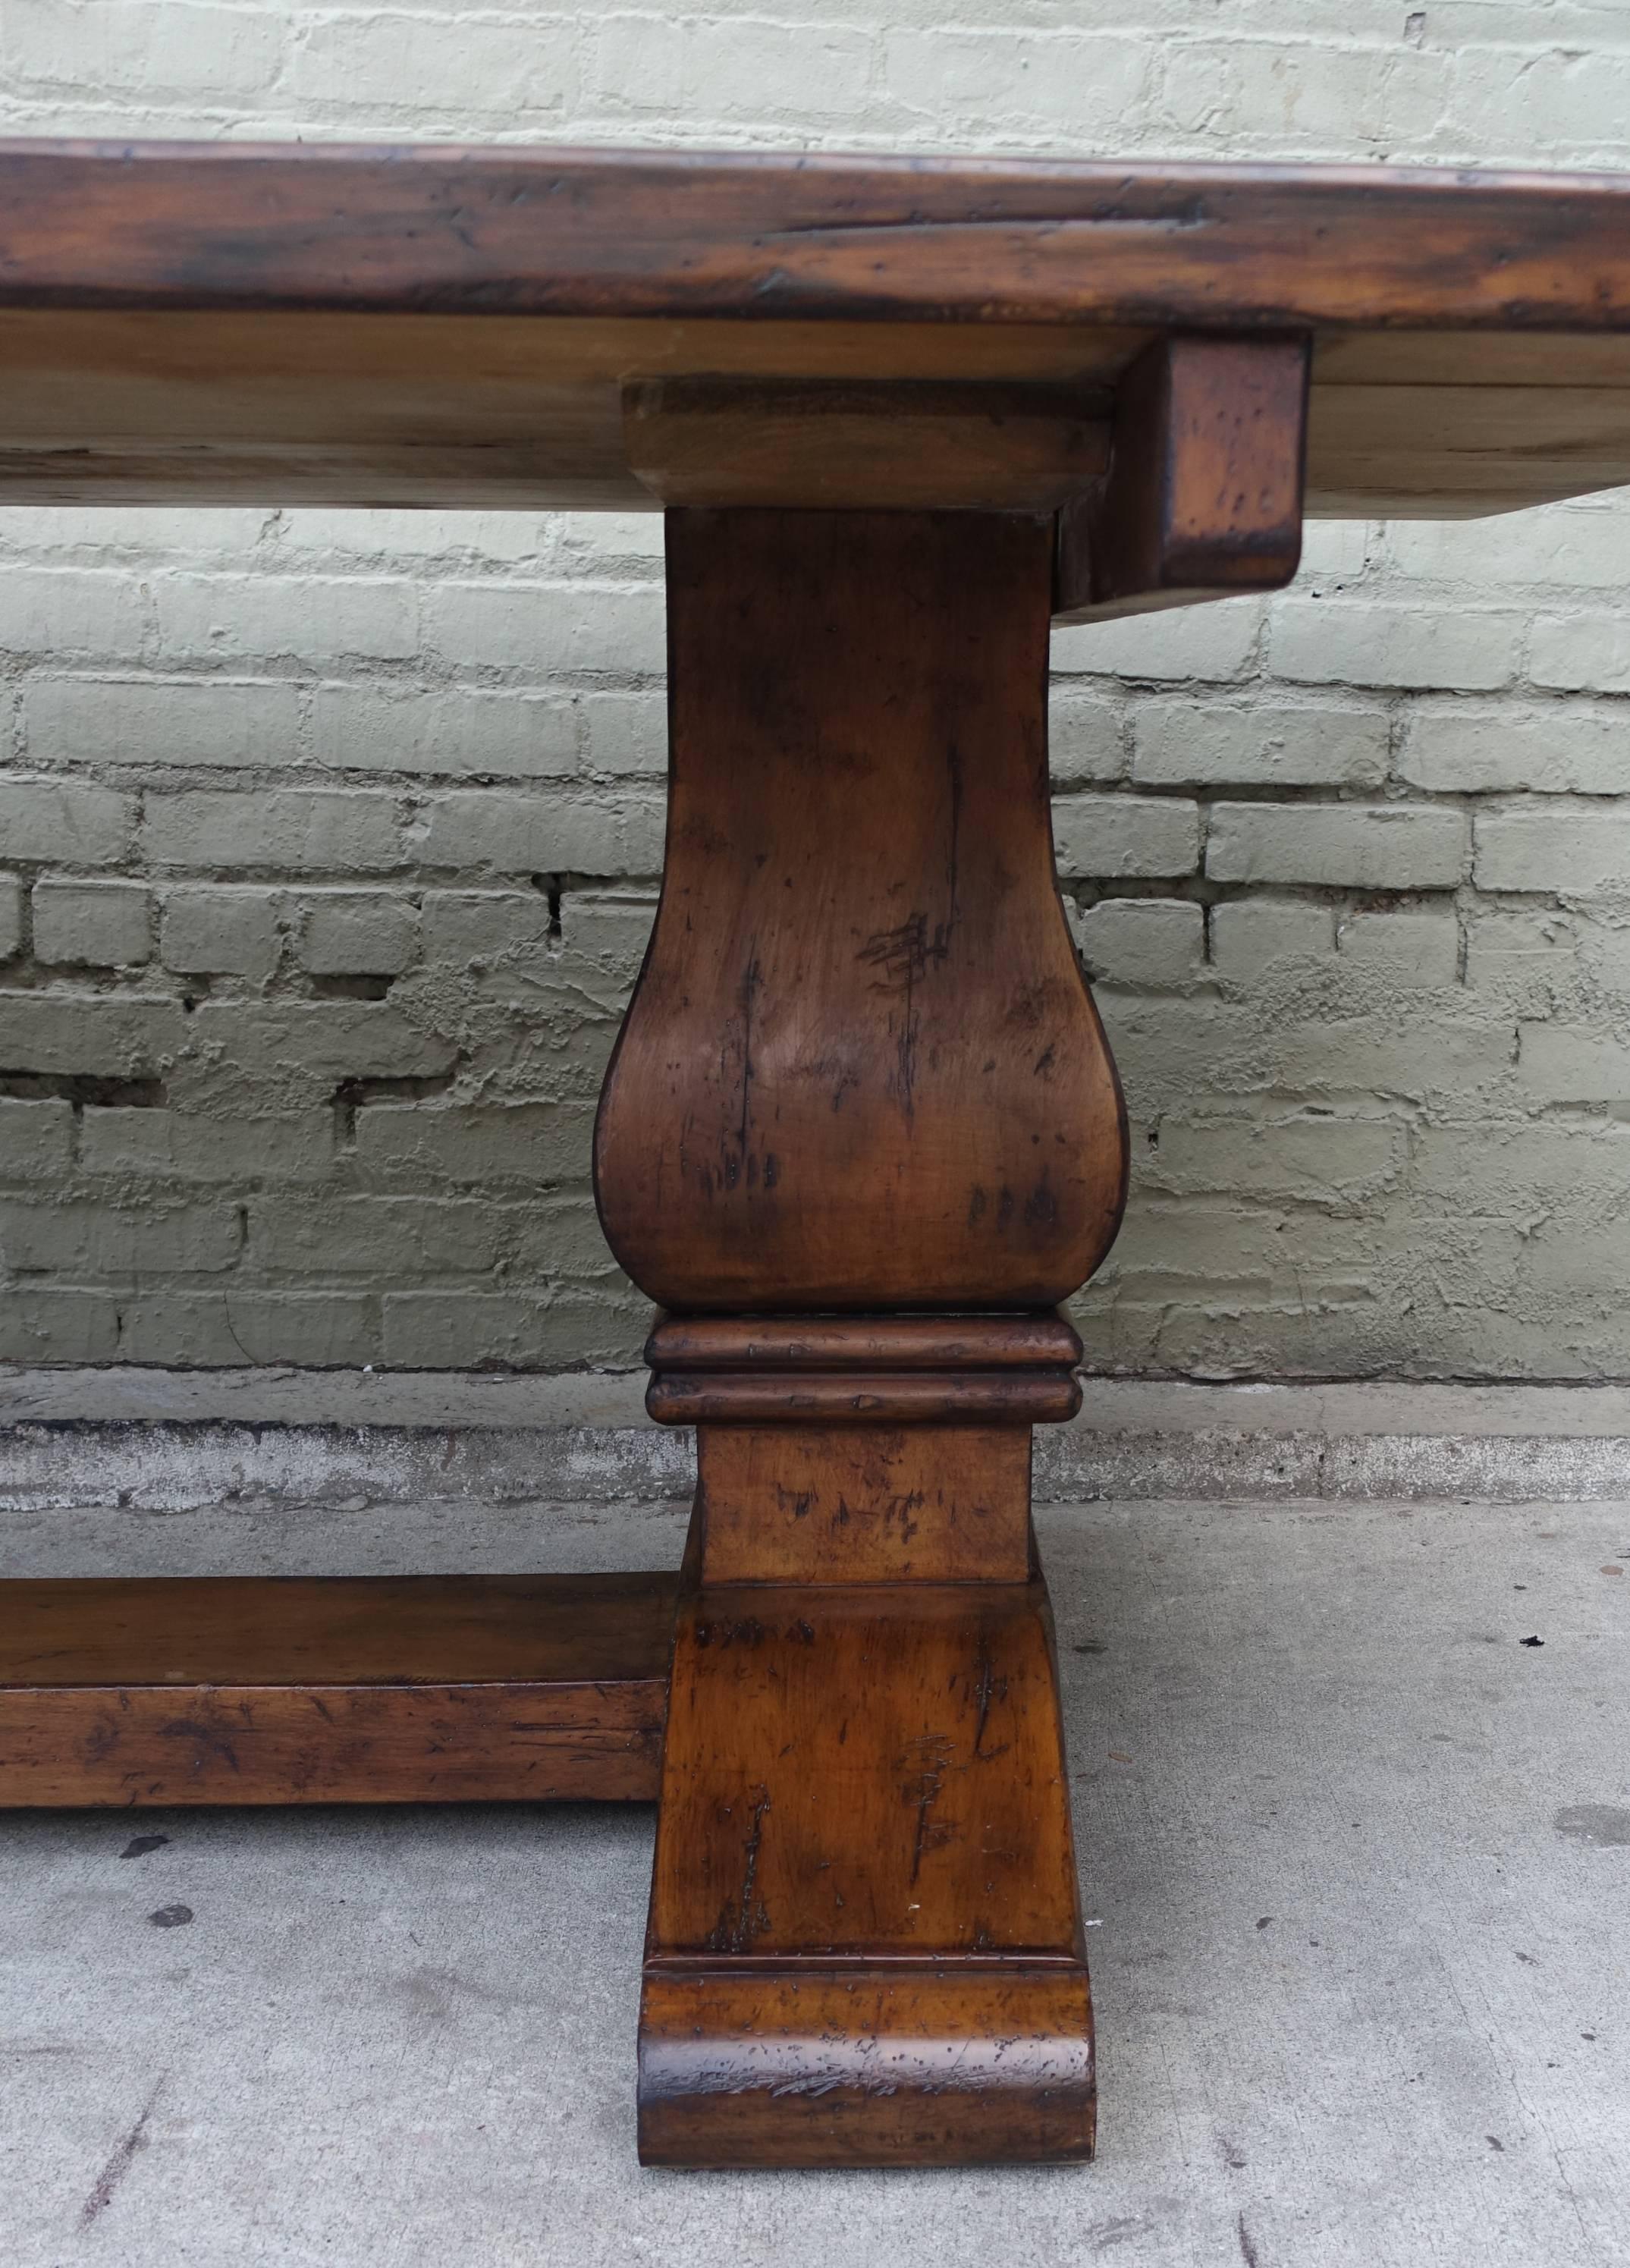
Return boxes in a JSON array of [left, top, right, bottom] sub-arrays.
[[1, 3, 1628, 1379]]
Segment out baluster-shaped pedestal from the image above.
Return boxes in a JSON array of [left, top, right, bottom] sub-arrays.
[[595, 507, 1129, 2167]]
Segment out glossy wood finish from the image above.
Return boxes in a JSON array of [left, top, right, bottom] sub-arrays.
[[589, 504, 1114, 2162], [639, 1541, 1093, 2166], [5, 144, 1629, 331], [0, 1574, 676, 1805], [11, 137, 1625, 2166], [640, 1967, 1095, 2169], [595, 508, 1128, 1311], [1056, 335, 1308, 623], [0, 147, 1628, 513], [649, 1312, 1085, 1371]]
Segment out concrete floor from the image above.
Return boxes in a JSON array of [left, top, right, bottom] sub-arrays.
[[3, 1497, 1628, 2267]]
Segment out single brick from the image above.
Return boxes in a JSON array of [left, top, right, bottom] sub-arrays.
[[1142, 1112, 1405, 1205], [0, 993, 184, 1076], [1413, 1123, 1630, 1207], [559, 512, 666, 567], [27, 675, 303, 768], [561, 891, 658, 981], [0, 1286, 119, 1362], [1268, 600, 1521, 691], [578, 690, 666, 777], [1335, 909, 1461, 985], [1530, 613, 1630, 696], [354, 1101, 594, 1185], [162, 887, 281, 979], [882, 27, 1150, 136], [1052, 795, 1201, 880], [0, 565, 143, 656], [1074, 898, 1204, 988], [1387, 508, 1630, 591], [592, 11, 875, 122], [293, 11, 575, 113], [144, 790, 402, 871], [1519, 1022, 1630, 1104], [1475, 809, 1630, 894], [1522, 1222, 1630, 1299], [416, 792, 633, 876], [1132, 699, 1389, 789], [80, 1108, 332, 1183], [1049, 689, 1126, 785], [619, 796, 666, 875], [1052, 600, 1262, 684], [155, 573, 416, 662], [1206, 803, 1466, 888], [1399, 702, 1630, 794], [380, 1287, 648, 1369], [504, 1194, 624, 1280], [1165, 35, 1446, 147], [0, 1195, 240, 1273], [1209, 901, 1335, 978], [300, 891, 419, 976], [186, 1002, 455, 1082], [5, 0, 281, 97], [1464, 909, 1578, 992], [1446, 46, 1630, 163], [420, 891, 553, 988], [32, 878, 151, 967], [0, 876, 21, 960], [117, 1291, 378, 1367], [312, 683, 578, 777], [424, 581, 665, 675], [0, 777, 132, 865], [0, 1097, 74, 1178], [250, 1195, 503, 1278]]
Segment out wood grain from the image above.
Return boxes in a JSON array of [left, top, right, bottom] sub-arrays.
[[624, 376, 1110, 510], [0, 152, 1626, 509], [693, 1425, 1034, 1584], [637, 1555, 1093, 2164], [639, 1968, 1095, 2168], [1056, 334, 1308, 622], [594, 508, 1129, 1311], [3, 143, 1628, 335], [0, 1573, 677, 1805]]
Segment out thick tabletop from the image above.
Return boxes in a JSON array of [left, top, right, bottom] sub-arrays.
[[1, 142, 1629, 516]]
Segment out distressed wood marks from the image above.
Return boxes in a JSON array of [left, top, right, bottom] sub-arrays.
[[1055, 334, 1310, 623], [692, 1428, 1035, 1585], [639, 1968, 1095, 2169], [0, 1573, 677, 1805], [594, 507, 1129, 1311], [5, 144, 1630, 338], [637, 1544, 1094, 2164]]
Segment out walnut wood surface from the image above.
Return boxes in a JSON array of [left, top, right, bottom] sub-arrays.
[[1056, 335, 1308, 623], [595, 508, 1128, 1311], [4, 143, 1628, 331], [637, 1543, 1094, 2165], [648, 1311, 1084, 1371], [639, 1968, 1095, 2169], [0, 146, 1626, 510], [625, 377, 1110, 510], [647, 1370, 1083, 1426], [0, 1574, 675, 1805], [694, 1425, 1034, 1584]]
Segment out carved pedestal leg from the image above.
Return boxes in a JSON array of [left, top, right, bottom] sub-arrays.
[[594, 509, 1128, 2168]]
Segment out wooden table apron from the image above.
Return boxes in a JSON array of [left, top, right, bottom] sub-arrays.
[[4, 144, 1630, 2172]]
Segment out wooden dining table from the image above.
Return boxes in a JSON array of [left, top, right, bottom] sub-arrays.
[[3, 142, 1630, 2169]]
